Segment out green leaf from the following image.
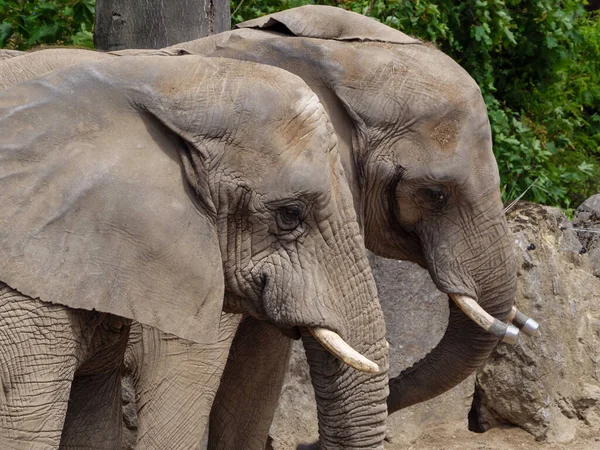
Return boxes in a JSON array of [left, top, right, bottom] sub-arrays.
[[503, 27, 517, 45], [472, 25, 487, 42], [0, 22, 12, 48], [546, 35, 558, 49]]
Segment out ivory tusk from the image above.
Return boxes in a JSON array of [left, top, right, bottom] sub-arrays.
[[310, 327, 379, 374], [508, 306, 540, 337], [449, 294, 519, 345]]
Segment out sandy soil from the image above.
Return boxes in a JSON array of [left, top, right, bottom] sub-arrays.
[[389, 425, 600, 450]]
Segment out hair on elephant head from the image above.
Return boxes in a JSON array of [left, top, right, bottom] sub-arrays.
[[0, 55, 388, 448], [172, 4, 520, 415]]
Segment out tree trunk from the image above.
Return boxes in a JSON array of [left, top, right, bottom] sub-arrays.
[[94, 0, 230, 51], [586, 0, 600, 11]]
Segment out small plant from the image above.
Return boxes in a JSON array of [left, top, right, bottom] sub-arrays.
[[0, 0, 95, 49]]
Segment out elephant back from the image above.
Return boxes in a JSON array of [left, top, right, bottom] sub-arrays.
[[236, 5, 420, 45]]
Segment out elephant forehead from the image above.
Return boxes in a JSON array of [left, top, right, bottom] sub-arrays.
[[223, 128, 335, 199], [239, 88, 330, 135], [259, 153, 333, 197], [224, 93, 337, 194], [386, 112, 499, 189]]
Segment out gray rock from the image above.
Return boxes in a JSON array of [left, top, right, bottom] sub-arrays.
[[268, 341, 318, 449], [121, 374, 138, 449], [471, 202, 600, 444], [123, 403, 138, 430], [121, 374, 136, 406], [577, 194, 600, 219], [369, 254, 475, 446], [573, 194, 600, 276]]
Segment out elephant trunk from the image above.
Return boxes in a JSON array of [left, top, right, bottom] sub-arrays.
[[387, 299, 504, 412], [302, 327, 388, 449], [387, 213, 516, 414], [291, 167, 388, 448]]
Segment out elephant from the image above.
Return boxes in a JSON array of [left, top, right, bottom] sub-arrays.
[[0, 6, 530, 448], [0, 54, 389, 449], [0, 49, 23, 60]]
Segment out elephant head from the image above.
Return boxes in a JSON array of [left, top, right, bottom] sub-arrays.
[[0, 55, 388, 447], [171, 5, 521, 413]]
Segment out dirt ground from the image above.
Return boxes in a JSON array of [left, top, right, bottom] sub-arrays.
[[390, 425, 600, 450]]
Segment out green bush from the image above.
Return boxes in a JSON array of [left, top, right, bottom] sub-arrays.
[[0, 0, 95, 49]]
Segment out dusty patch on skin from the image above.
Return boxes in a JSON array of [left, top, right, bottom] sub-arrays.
[[295, 92, 322, 115], [285, 92, 337, 155], [431, 120, 459, 148]]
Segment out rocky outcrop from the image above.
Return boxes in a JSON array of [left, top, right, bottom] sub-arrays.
[[121, 375, 137, 450], [470, 202, 600, 444], [572, 194, 600, 277]]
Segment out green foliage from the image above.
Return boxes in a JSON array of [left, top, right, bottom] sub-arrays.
[[231, 0, 309, 25], [230, 0, 600, 209], [2, 1, 598, 208], [0, 0, 95, 49]]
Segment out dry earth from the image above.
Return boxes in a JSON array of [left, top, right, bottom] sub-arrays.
[[396, 426, 600, 450]]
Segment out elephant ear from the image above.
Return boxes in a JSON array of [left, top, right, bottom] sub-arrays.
[[236, 5, 419, 44], [0, 62, 223, 344]]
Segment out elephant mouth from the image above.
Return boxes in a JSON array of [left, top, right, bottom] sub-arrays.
[[278, 324, 302, 340], [227, 273, 381, 374], [253, 273, 380, 373], [227, 295, 381, 373], [278, 325, 380, 374], [309, 327, 379, 373]]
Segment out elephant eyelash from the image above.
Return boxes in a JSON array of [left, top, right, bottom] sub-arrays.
[[263, 199, 313, 239]]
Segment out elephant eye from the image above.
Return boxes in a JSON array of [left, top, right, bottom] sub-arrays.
[[422, 188, 447, 205], [276, 204, 304, 231]]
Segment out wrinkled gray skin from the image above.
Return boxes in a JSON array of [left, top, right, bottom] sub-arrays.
[[0, 5, 517, 447], [0, 54, 388, 449]]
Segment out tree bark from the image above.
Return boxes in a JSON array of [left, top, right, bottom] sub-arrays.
[[94, 0, 230, 51]]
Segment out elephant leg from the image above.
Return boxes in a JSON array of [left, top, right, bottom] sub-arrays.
[[0, 283, 94, 450], [126, 312, 241, 450], [59, 315, 131, 450], [208, 317, 293, 450]]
